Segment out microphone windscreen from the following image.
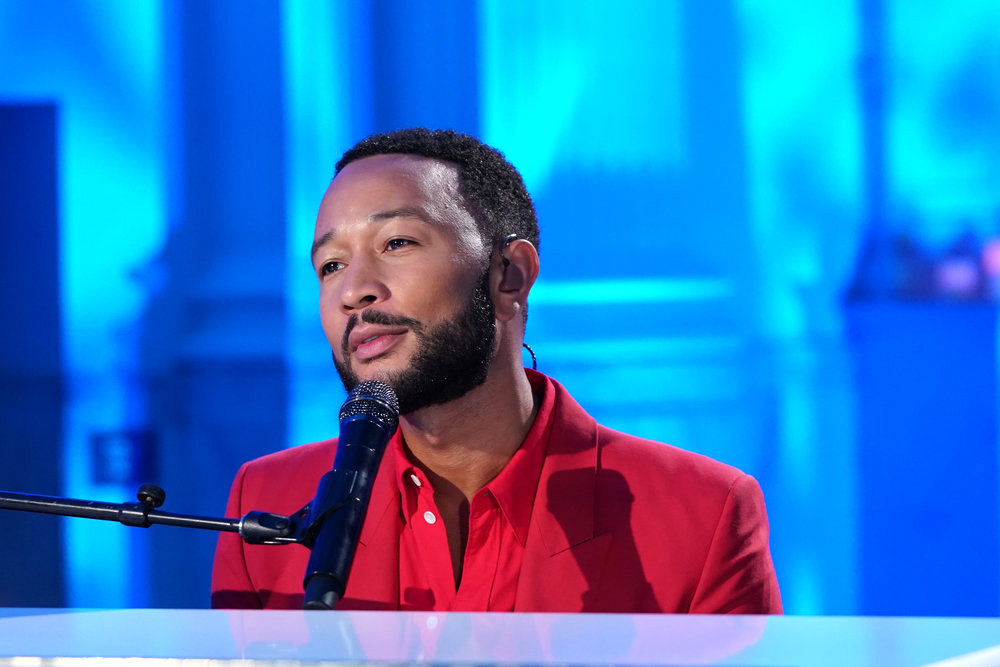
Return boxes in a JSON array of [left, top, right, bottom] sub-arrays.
[[339, 380, 399, 431]]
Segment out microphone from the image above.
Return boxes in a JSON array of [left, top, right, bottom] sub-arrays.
[[302, 380, 399, 610]]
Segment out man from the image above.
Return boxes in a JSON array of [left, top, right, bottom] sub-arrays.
[[211, 129, 782, 613]]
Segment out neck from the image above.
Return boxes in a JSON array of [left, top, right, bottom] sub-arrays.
[[398, 362, 538, 500]]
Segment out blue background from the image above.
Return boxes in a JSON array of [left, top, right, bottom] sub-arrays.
[[1, 0, 999, 615]]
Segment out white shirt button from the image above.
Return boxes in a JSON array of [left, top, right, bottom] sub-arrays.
[[410, 473, 422, 487], [423, 510, 437, 525]]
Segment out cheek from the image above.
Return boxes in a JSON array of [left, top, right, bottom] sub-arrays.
[[423, 260, 483, 303], [410, 283, 465, 322]]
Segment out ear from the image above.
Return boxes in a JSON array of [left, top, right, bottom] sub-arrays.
[[493, 239, 539, 323]]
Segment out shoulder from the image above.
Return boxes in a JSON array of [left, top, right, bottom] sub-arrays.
[[240, 438, 336, 475], [537, 373, 780, 612], [592, 425, 759, 538], [232, 439, 337, 515], [542, 371, 746, 499], [596, 425, 746, 499], [592, 427, 776, 604], [543, 373, 755, 524]]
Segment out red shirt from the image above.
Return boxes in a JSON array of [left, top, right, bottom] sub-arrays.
[[394, 374, 554, 611]]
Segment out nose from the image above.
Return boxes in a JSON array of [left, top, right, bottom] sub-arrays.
[[338, 256, 389, 314]]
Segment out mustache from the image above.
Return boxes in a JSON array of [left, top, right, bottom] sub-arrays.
[[341, 309, 424, 354]]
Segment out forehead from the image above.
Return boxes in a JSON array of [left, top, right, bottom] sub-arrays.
[[336, 153, 459, 202], [315, 154, 478, 240]]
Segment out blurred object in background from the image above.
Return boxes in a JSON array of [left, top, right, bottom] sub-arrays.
[[847, 226, 1000, 301], [935, 228, 987, 300], [846, 232, 935, 300], [981, 226, 1000, 296]]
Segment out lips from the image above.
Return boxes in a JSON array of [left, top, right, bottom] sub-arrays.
[[348, 325, 409, 361]]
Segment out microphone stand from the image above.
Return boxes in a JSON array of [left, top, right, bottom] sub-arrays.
[[2, 387, 397, 609], [0, 484, 316, 546]]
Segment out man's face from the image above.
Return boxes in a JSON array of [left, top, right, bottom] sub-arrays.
[[311, 154, 496, 414]]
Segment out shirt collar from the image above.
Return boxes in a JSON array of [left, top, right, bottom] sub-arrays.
[[485, 369, 554, 546], [390, 369, 556, 546], [391, 428, 420, 520]]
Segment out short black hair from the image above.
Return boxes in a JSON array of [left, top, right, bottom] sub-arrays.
[[335, 128, 539, 254]]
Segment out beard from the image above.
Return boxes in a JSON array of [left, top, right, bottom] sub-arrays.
[[332, 270, 497, 414]]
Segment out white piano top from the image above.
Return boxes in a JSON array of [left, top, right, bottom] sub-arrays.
[[0, 608, 998, 666]]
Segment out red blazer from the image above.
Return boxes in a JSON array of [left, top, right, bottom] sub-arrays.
[[212, 373, 782, 613]]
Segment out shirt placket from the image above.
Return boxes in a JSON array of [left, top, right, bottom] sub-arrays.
[[451, 490, 501, 611], [408, 474, 459, 606]]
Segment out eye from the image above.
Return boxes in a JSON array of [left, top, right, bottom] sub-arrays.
[[319, 260, 344, 277], [385, 238, 415, 251]]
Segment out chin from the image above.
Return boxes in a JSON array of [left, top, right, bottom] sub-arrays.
[[349, 358, 411, 389]]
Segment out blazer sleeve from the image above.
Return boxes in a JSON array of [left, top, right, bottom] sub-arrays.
[[210, 463, 262, 609], [688, 473, 782, 614]]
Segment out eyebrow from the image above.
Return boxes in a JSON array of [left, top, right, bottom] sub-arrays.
[[310, 207, 432, 261], [370, 206, 431, 223]]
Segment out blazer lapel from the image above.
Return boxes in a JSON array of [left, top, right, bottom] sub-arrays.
[[516, 377, 613, 611]]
